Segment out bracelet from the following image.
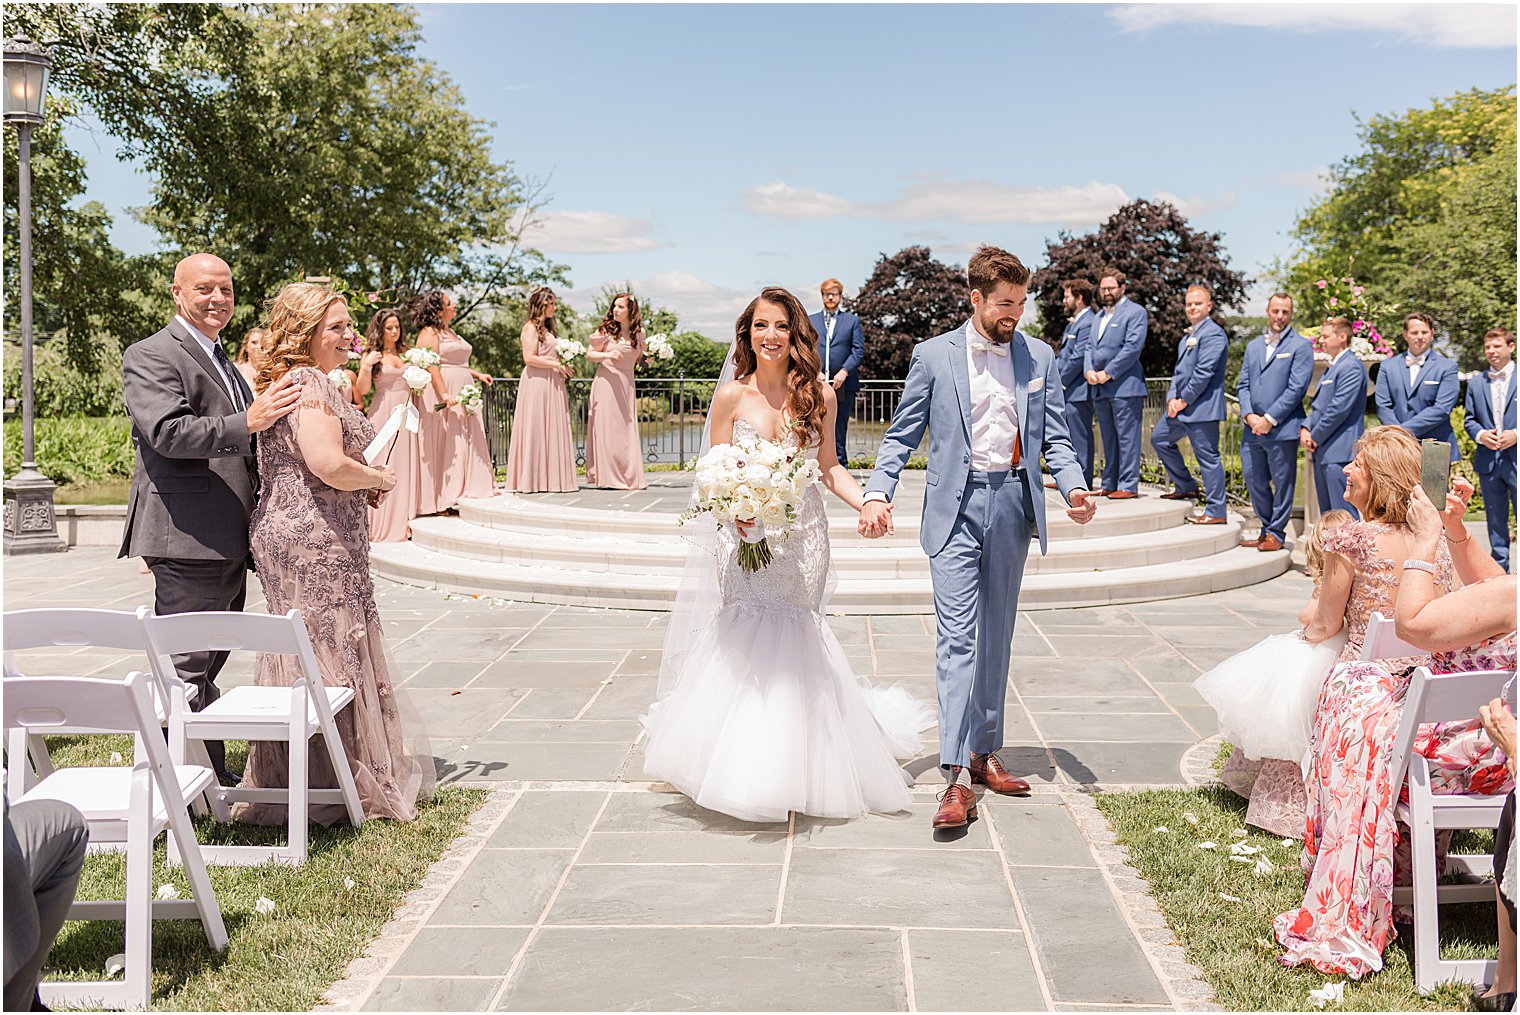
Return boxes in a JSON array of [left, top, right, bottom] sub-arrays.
[[1445, 525, 1472, 545], [1402, 559, 1438, 575]]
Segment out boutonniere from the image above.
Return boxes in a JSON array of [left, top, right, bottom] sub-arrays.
[[1186, 336, 1199, 349]]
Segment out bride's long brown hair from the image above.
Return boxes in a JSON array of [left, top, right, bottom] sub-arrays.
[[732, 287, 826, 449]]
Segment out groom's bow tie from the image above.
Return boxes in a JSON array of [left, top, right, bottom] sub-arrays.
[[970, 341, 1007, 356]]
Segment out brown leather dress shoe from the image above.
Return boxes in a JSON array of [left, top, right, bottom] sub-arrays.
[[1238, 534, 1264, 547], [1106, 490, 1139, 500], [1257, 533, 1284, 552], [969, 752, 1032, 795], [1159, 489, 1200, 500], [933, 784, 977, 828], [1184, 515, 1228, 525]]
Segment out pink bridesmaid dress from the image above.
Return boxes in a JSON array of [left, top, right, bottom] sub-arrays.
[[584, 331, 647, 490], [366, 360, 422, 542], [422, 330, 496, 512], [504, 325, 577, 493]]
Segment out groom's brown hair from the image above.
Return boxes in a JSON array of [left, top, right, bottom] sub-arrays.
[[967, 246, 1030, 296]]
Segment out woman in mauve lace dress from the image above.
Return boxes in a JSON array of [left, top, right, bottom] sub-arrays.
[[238, 282, 433, 826]]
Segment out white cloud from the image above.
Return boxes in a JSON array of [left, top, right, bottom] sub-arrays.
[[1274, 167, 1333, 196], [1154, 190, 1239, 217], [745, 179, 1133, 227], [565, 270, 750, 340], [1108, 3, 1516, 49], [525, 211, 662, 255]]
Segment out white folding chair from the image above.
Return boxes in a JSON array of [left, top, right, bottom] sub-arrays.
[[1, 608, 213, 811], [1360, 610, 1425, 661], [4, 671, 228, 1012], [1387, 665, 1514, 992], [140, 609, 364, 866]]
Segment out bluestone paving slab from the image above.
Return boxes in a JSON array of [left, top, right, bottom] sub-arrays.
[[360, 975, 501, 1012], [1035, 712, 1199, 743], [1008, 866, 1168, 1004], [1015, 664, 1155, 697], [1148, 680, 1211, 708], [388, 926, 531, 976], [909, 928, 1046, 1012], [403, 659, 494, 688], [486, 719, 642, 743], [1126, 651, 1203, 681], [613, 651, 662, 676], [1022, 695, 1171, 714], [1043, 634, 1169, 658], [486, 792, 608, 849], [429, 848, 573, 926], [593, 791, 787, 835], [576, 827, 788, 863], [545, 863, 781, 925], [795, 801, 993, 850], [1050, 742, 1189, 786], [989, 800, 1096, 867], [411, 691, 523, 738], [498, 927, 907, 1011], [436, 741, 634, 782], [473, 658, 619, 688], [782, 847, 1017, 928], [579, 676, 660, 719]]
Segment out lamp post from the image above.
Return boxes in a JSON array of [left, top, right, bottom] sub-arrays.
[[4, 35, 65, 554]]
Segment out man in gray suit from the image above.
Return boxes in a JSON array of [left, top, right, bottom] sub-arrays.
[[4, 796, 87, 1012], [119, 253, 301, 782], [860, 246, 1097, 831]]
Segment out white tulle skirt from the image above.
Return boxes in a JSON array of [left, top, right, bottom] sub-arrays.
[[641, 603, 935, 823], [1193, 629, 1347, 764]]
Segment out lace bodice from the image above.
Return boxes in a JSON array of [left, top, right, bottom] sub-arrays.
[[1323, 519, 1453, 666], [716, 418, 829, 613]]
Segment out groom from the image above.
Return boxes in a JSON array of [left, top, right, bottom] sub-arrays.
[[860, 246, 1097, 830]]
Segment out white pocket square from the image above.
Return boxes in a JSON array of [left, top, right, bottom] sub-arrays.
[[1276, 352, 1292, 359], [1027, 376, 1045, 393], [1422, 379, 1440, 385]]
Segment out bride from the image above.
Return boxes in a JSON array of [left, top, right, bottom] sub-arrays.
[[641, 286, 933, 823]]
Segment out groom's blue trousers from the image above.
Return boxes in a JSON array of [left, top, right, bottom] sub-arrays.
[[929, 471, 1034, 770]]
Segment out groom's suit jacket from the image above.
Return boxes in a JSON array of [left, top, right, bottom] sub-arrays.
[[119, 317, 258, 561], [865, 321, 1088, 557]]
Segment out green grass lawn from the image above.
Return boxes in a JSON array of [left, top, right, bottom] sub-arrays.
[[32, 734, 483, 1011], [1097, 784, 1498, 1012], [54, 479, 133, 505]]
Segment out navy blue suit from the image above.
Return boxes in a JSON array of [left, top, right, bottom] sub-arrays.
[[1464, 367, 1517, 569], [1084, 297, 1149, 492], [1307, 351, 1369, 515], [1237, 327, 1314, 541], [1374, 349, 1460, 461], [1056, 307, 1095, 485], [810, 309, 865, 464], [1151, 317, 1229, 516]]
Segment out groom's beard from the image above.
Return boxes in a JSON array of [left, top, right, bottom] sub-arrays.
[[977, 309, 1018, 343]]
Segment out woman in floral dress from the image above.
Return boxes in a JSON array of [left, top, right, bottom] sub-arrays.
[[1276, 429, 1515, 977]]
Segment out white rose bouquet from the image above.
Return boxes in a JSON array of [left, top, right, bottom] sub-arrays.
[[680, 430, 823, 572], [556, 337, 587, 366], [645, 332, 674, 361], [457, 383, 484, 415], [401, 347, 441, 370], [327, 368, 352, 391], [401, 364, 432, 395]]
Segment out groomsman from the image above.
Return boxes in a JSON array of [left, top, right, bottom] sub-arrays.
[[1374, 311, 1460, 461], [810, 278, 865, 464], [1301, 317, 1367, 516], [1151, 285, 1229, 523], [1052, 279, 1097, 488], [119, 253, 301, 783], [1237, 293, 1314, 552], [1465, 327, 1517, 570], [1085, 268, 1148, 498]]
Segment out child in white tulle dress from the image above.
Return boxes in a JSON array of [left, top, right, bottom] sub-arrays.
[[1197, 511, 1353, 802]]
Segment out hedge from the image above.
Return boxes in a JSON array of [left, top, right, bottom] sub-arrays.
[[2, 416, 134, 487]]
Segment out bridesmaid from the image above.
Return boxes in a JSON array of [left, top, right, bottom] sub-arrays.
[[504, 286, 577, 493], [356, 309, 422, 542], [234, 327, 267, 388], [585, 293, 648, 490], [413, 290, 496, 512]]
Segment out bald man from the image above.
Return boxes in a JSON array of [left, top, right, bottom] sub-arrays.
[[119, 254, 301, 783]]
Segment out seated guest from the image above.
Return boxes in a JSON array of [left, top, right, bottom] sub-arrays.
[[1300, 317, 1367, 516], [4, 797, 88, 1012], [237, 282, 433, 825], [1276, 448, 1515, 978], [1476, 692, 1516, 1011], [1465, 327, 1516, 571], [1374, 311, 1459, 463]]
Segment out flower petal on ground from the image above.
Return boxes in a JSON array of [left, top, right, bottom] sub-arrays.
[[255, 896, 276, 915]]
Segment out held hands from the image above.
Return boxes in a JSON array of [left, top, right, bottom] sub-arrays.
[[1166, 398, 1186, 418], [1245, 414, 1272, 437], [246, 372, 303, 433], [858, 500, 894, 538], [1299, 427, 1317, 452], [1093, 370, 1112, 385], [1065, 489, 1098, 524], [373, 466, 397, 493], [1084, 370, 1100, 385]]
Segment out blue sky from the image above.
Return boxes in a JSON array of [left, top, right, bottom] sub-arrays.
[[66, 3, 1516, 338]]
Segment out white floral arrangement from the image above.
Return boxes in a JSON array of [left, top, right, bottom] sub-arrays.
[[401, 364, 432, 395], [401, 347, 441, 370], [556, 337, 586, 365], [645, 332, 674, 361], [327, 368, 352, 390], [457, 383, 484, 415], [681, 430, 823, 571]]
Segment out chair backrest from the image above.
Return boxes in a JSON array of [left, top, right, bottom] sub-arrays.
[[3, 606, 153, 653], [1360, 611, 1424, 662], [2, 671, 195, 814], [139, 609, 323, 681], [1388, 666, 1516, 791]]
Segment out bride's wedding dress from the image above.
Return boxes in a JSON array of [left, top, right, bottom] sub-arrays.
[[641, 418, 933, 823]]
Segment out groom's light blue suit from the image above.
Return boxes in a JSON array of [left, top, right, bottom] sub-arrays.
[[866, 321, 1088, 770]]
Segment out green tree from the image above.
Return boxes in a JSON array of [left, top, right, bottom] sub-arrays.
[[853, 246, 969, 380], [1280, 86, 1517, 367]]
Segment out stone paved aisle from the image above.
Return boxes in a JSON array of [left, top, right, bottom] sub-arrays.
[[5, 549, 1318, 1010]]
